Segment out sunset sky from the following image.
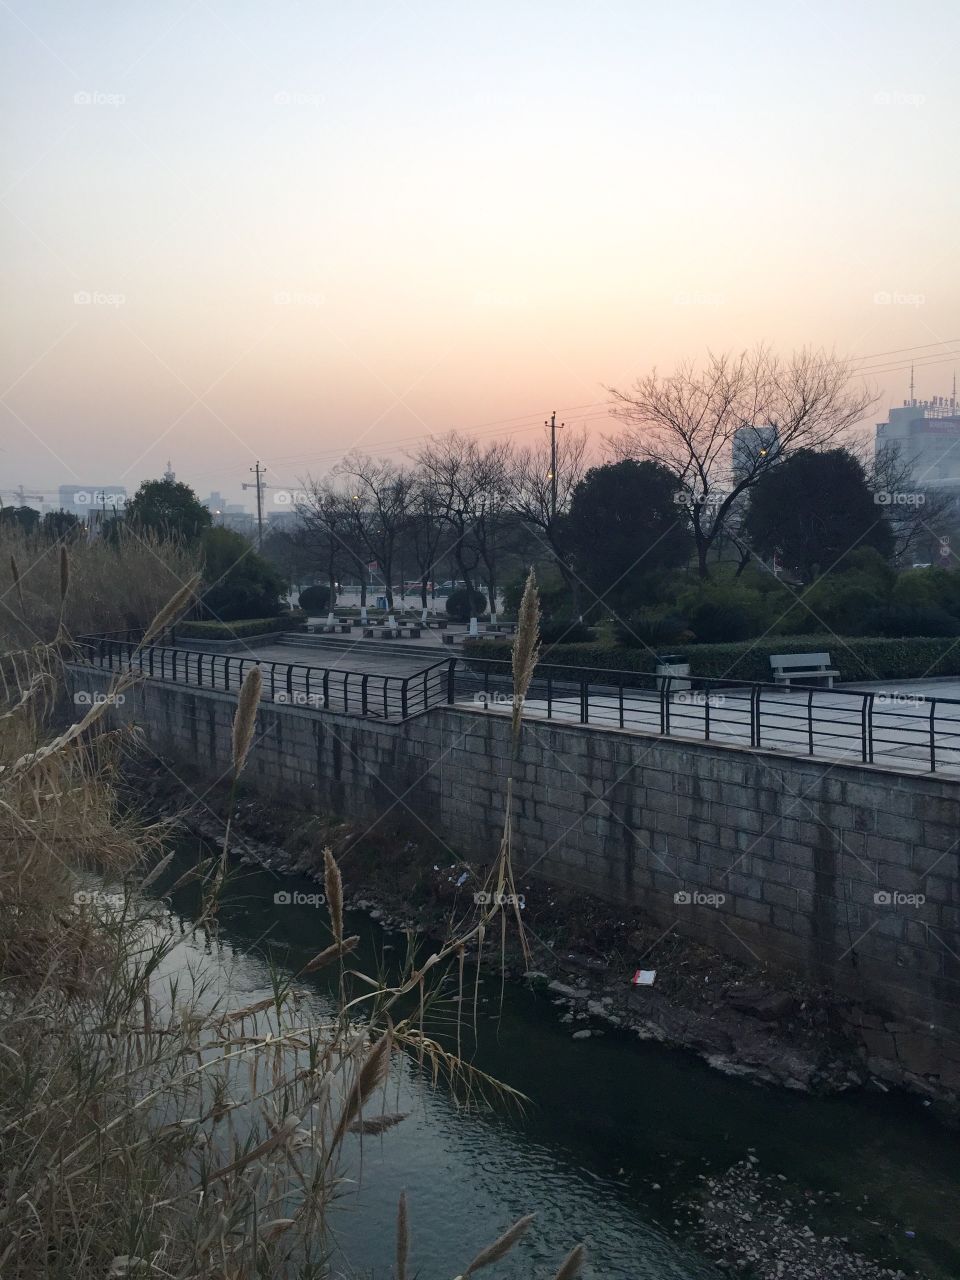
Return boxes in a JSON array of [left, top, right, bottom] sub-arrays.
[[2, 0, 958, 508]]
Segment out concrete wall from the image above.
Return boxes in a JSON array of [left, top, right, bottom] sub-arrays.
[[70, 665, 960, 1078]]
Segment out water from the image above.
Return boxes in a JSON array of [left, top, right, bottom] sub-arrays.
[[156, 853, 960, 1280]]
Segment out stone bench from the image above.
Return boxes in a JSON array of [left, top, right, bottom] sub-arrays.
[[770, 651, 839, 689]]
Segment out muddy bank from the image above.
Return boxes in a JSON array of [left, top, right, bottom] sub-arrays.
[[124, 760, 958, 1118]]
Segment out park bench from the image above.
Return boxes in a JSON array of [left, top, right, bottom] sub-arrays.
[[405, 626, 421, 638], [363, 628, 374, 638], [380, 627, 400, 639], [769, 652, 838, 690], [442, 633, 456, 646], [339, 622, 352, 633]]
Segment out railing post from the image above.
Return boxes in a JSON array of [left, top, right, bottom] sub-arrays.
[[322, 668, 330, 712], [401, 678, 409, 719], [704, 683, 710, 741], [286, 664, 294, 701], [618, 677, 624, 729], [866, 692, 875, 764], [446, 658, 457, 704], [579, 679, 588, 724], [547, 672, 553, 720], [148, 647, 154, 678], [362, 673, 369, 715], [750, 684, 760, 747], [196, 653, 203, 687], [807, 688, 814, 755], [860, 694, 869, 763], [930, 699, 937, 773]]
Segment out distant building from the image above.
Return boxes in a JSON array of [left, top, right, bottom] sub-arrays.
[[58, 484, 127, 512], [875, 393, 960, 491], [732, 425, 779, 480], [201, 491, 247, 518]]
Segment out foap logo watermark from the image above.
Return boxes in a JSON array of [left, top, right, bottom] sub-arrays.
[[72, 490, 127, 507], [273, 290, 324, 308], [875, 692, 925, 709], [474, 891, 526, 908], [473, 691, 525, 708], [74, 291, 126, 307], [273, 489, 308, 506], [274, 691, 325, 709], [74, 690, 125, 707], [873, 90, 925, 108], [874, 490, 925, 506], [676, 691, 727, 707], [74, 90, 126, 107], [74, 889, 124, 908], [674, 488, 731, 508], [874, 890, 926, 907], [873, 290, 925, 308], [274, 90, 325, 107], [674, 889, 726, 907], [673, 290, 724, 307], [273, 889, 326, 907]]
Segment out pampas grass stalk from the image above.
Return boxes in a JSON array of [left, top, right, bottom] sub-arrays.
[[459, 1212, 535, 1276], [396, 1188, 409, 1280], [231, 665, 262, 777], [552, 1243, 586, 1279], [323, 846, 343, 946]]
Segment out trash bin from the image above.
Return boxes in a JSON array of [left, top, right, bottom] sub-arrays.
[[375, 595, 388, 610], [656, 654, 690, 693]]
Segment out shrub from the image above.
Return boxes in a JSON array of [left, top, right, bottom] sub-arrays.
[[676, 582, 768, 643], [614, 607, 692, 648], [177, 613, 304, 639], [445, 588, 488, 622], [859, 605, 960, 639], [538, 620, 595, 644], [200, 527, 287, 621], [297, 584, 331, 613]]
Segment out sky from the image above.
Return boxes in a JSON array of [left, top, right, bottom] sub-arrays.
[[1, 0, 958, 510]]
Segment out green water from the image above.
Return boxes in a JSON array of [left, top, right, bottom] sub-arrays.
[[158, 853, 960, 1280]]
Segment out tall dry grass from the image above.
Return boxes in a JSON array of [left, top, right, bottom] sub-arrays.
[[0, 569, 585, 1279], [0, 522, 199, 649]]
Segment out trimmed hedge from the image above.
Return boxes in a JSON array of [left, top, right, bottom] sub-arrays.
[[463, 633, 960, 685], [177, 612, 306, 640]]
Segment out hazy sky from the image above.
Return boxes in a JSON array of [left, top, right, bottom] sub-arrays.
[[2, 0, 958, 508]]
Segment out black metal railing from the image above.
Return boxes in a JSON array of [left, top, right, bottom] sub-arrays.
[[75, 636, 451, 723], [451, 657, 960, 774], [73, 637, 960, 771]]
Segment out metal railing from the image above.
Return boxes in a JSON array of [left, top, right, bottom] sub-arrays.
[[73, 637, 960, 772], [452, 657, 960, 774], [75, 636, 451, 723]]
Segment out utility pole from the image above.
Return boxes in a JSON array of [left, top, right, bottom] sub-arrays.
[[250, 461, 264, 549], [546, 410, 564, 521]]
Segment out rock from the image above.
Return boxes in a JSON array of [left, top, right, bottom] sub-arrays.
[[572, 1029, 592, 1040]]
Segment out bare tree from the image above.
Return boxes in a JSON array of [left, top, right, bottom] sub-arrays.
[[607, 346, 878, 578], [412, 434, 485, 605], [510, 425, 589, 608], [403, 475, 450, 612], [297, 479, 350, 608], [336, 454, 414, 610], [864, 437, 955, 565]]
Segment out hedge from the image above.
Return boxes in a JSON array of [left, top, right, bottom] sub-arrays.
[[462, 633, 960, 685], [177, 612, 306, 640]]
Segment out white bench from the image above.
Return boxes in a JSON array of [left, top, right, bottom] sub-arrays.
[[769, 652, 839, 689]]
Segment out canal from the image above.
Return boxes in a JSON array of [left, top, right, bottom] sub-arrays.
[[156, 851, 960, 1279]]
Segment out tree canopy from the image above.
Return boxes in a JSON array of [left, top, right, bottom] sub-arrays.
[[124, 478, 212, 543], [745, 448, 894, 582]]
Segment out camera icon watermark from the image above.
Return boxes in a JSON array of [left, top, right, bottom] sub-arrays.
[[74, 889, 124, 908], [474, 891, 526, 908], [73, 90, 126, 107], [673, 889, 726, 907], [873, 90, 925, 108], [273, 889, 326, 907], [874, 490, 924, 506], [473, 691, 525, 708], [74, 290, 126, 307], [273, 90, 324, 107], [273, 290, 324, 308], [272, 489, 309, 506], [873, 290, 925, 308], [274, 691, 325, 708], [74, 691, 125, 707], [874, 890, 925, 907]]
